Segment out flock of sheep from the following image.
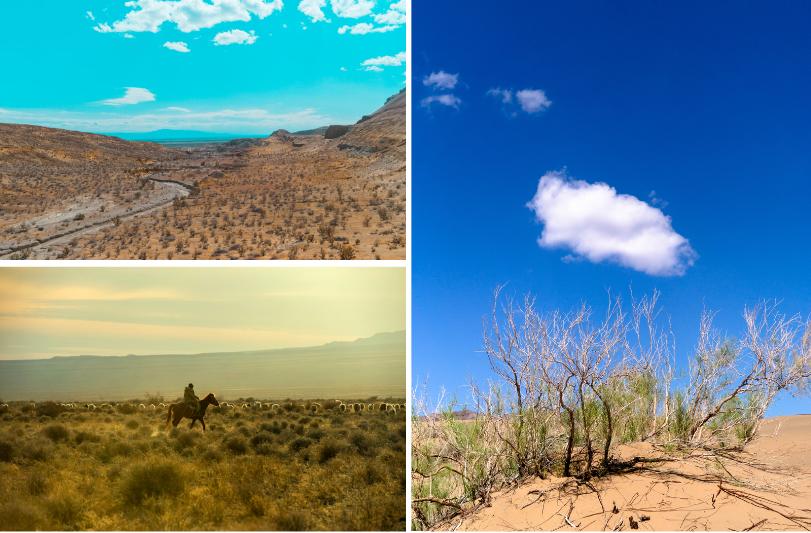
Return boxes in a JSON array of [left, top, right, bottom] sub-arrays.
[[1, 399, 407, 415]]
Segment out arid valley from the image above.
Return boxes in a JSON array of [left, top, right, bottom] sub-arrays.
[[0, 91, 405, 260]]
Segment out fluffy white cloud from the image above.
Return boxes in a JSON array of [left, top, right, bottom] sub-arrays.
[[420, 94, 461, 109], [298, 0, 328, 22], [373, 0, 405, 24], [486, 87, 512, 104], [331, 0, 375, 18], [516, 89, 551, 113], [361, 51, 405, 71], [423, 71, 458, 90], [101, 87, 156, 106], [94, 0, 283, 34], [337, 22, 396, 34], [86, 11, 95, 21], [527, 171, 696, 276], [213, 29, 257, 45], [163, 41, 190, 52]]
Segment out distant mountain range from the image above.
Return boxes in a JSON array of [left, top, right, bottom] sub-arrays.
[[0, 331, 405, 401], [112, 130, 265, 143]]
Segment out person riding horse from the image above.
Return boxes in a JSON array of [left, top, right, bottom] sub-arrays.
[[184, 383, 200, 416]]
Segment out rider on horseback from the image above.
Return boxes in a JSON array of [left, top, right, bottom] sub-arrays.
[[184, 383, 200, 416]]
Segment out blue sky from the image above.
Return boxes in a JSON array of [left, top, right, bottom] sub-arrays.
[[0, 0, 405, 134], [413, 1, 811, 416]]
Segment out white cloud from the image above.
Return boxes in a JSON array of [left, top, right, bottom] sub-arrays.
[[93, 0, 283, 34], [331, 0, 375, 18], [213, 29, 258, 45], [373, 0, 405, 24], [361, 51, 405, 71], [298, 0, 329, 22], [423, 71, 458, 90], [165, 106, 191, 112], [527, 171, 696, 276], [124, 33, 135, 39], [420, 94, 461, 109], [337, 22, 396, 34], [86, 11, 95, 21], [516, 89, 551, 113], [487, 87, 512, 104], [163, 41, 190, 53], [101, 87, 156, 106]]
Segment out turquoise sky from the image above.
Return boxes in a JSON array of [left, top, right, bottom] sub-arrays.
[[0, 1, 405, 134]]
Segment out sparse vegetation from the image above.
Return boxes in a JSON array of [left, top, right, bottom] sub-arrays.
[[0, 397, 406, 530], [411, 289, 811, 529]]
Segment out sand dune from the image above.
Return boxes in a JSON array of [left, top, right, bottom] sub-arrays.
[[441, 415, 811, 531]]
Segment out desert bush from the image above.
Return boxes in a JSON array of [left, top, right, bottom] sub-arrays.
[[290, 436, 313, 453], [0, 439, 14, 462], [120, 460, 185, 504], [45, 493, 83, 529], [224, 435, 248, 455], [317, 438, 344, 463], [0, 501, 45, 530], [36, 402, 65, 418], [42, 424, 69, 442]]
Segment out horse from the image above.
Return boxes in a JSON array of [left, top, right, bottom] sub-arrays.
[[166, 393, 219, 431]]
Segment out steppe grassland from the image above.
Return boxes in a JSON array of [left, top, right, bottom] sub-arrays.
[[0, 398, 406, 531]]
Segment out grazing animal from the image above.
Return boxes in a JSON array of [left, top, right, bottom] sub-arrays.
[[241, 403, 249, 409], [271, 403, 280, 410], [138, 404, 146, 409], [339, 404, 347, 412], [166, 392, 219, 431], [158, 402, 167, 408], [86, 403, 96, 411]]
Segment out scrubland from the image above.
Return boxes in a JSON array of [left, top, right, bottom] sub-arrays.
[[412, 290, 811, 530], [0, 397, 406, 530]]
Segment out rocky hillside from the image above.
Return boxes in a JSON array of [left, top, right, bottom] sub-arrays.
[[0, 123, 170, 168]]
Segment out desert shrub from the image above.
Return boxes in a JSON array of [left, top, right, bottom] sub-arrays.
[[36, 402, 65, 418], [0, 501, 45, 530], [272, 509, 311, 531], [173, 431, 198, 452], [22, 438, 52, 462], [120, 460, 185, 504], [350, 431, 376, 457], [125, 419, 139, 430], [306, 428, 325, 441], [97, 440, 134, 462], [117, 404, 137, 415], [74, 431, 99, 445], [250, 431, 273, 450], [290, 437, 312, 453], [0, 439, 14, 462], [317, 438, 343, 464], [224, 435, 248, 455], [27, 469, 49, 495], [42, 424, 69, 443], [45, 494, 83, 529]]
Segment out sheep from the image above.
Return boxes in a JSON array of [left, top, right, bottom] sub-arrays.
[[241, 403, 249, 409], [149, 404, 156, 410], [86, 403, 97, 411], [138, 403, 146, 409], [270, 403, 280, 411], [310, 402, 321, 413], [158, 402, 167, 408], [367, 403, 375, 411], [339, 403, 347, 412]]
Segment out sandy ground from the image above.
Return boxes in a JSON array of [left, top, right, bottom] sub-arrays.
[[442, 415, 811, 531]]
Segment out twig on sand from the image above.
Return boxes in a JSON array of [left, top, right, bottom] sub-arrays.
[[742, 518, 768, 531], [564, 514, 580, 529]]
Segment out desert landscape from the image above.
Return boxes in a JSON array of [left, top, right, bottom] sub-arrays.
[[0, 91, 405, 260], [0, 396, 406, 530], [411, 291, 811, 531]]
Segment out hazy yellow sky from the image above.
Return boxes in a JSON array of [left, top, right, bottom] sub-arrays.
[[0, 267, 405, 360]]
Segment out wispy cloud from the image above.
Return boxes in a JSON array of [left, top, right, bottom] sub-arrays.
[[330, 0, 375, 18], [93, 0, 283, 34], [338, 22, 397, 34], [420, 94, 461, 109], [527, 171, 696, 276], [488, 87, 552, 114], [213, 29, 258, 46], [361, 51, 405, 71], [163, 41, 190, 53], [423, 71, 458, 90], [101, 87, 156, 106], [373, 0, 406, 24]]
